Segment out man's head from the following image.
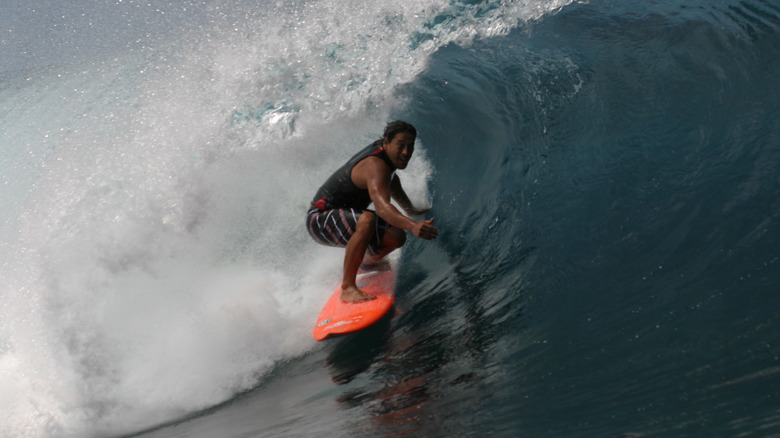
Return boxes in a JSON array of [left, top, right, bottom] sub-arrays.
[[382, 120, 417, 143], [382, 120, 417, 170]]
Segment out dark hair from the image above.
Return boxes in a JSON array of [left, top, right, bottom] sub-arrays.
[[383, 120, 417, 142]]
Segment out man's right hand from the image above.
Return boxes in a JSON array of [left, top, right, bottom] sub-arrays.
[[412, 218, 439, 240]]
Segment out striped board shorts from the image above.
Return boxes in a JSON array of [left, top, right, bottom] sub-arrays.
[[306, 207, 389, 256]]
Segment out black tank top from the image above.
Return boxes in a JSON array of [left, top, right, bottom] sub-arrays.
[[311, 140, 396, 210]]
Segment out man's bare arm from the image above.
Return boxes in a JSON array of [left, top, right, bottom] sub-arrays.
[[361, 160, 416, 231], [390, 175, 431, 217], [354, 156, 439, 240]]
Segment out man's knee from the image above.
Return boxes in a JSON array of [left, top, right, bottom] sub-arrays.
[[356, 211, 377, 233], [384, 227, 406, 250]]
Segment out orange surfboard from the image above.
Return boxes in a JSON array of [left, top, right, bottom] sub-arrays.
[[313, 269, 396, 341]]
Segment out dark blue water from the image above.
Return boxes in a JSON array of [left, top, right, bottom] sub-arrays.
[[3, 0, 779, 436], [405, 3, 780, 435]]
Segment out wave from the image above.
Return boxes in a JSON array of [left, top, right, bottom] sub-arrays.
[[0, 0, 571, 436]]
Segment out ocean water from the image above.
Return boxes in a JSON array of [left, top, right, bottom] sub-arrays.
[[2, 0, 779, 436]]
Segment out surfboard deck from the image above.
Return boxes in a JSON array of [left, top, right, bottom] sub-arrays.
[[313, 269, 396, 341]]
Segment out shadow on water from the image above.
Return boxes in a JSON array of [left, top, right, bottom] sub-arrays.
[[325, 309, 394, 385]]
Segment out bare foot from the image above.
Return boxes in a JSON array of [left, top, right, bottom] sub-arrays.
[[341, 285, 377, 303]]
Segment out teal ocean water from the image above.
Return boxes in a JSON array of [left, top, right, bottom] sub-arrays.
[[2, 0, 779, 436]]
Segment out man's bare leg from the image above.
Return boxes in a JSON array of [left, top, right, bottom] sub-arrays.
[[359, 258, 392, 272], [360, 227, 406, 272], [341, 213, 379, 303]]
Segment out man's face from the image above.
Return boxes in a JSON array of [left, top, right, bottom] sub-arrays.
[[384, 132, 416, 169]]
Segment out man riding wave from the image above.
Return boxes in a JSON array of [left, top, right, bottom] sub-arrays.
[[306, 121, 439, 302]]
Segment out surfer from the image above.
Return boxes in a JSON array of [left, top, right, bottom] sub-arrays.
[[306, 120, 439, 303]]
